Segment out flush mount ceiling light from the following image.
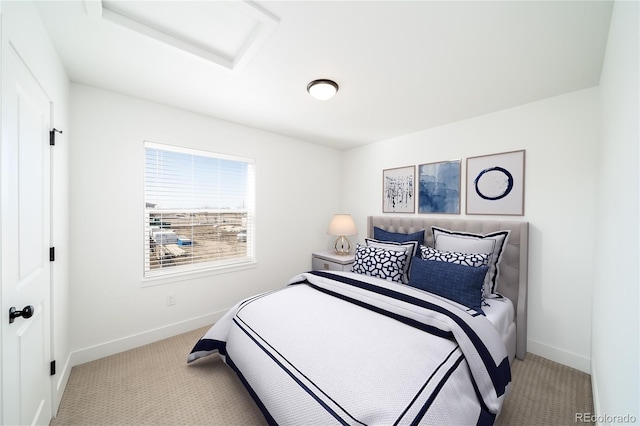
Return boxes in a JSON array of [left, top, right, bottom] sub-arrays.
[[307, 79, 339, 101]]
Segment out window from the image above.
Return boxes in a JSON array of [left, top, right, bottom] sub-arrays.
[[144, 141, 255, 278]]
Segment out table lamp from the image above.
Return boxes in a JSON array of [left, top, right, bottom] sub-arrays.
[[327, 214, 358, 255]]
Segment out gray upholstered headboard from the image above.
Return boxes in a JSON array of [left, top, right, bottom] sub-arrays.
[[367, 216, 529, 360]]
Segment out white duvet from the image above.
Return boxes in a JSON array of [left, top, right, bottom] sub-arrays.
[[188, 270, 511, 425]]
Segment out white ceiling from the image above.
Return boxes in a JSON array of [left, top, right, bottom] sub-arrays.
[[35, 0, 613, 150]]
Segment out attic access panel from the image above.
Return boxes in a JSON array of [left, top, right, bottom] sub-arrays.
[[88, 0, 278, 70]]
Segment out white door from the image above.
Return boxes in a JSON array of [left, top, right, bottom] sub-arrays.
[[1, 42, 52, 426]]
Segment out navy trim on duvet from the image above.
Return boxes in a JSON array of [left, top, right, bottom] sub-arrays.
[[299, 279, 455, 340], [232, 317, 365, 426], [188, 338, 226, 358], [306, 270, 511, 398], [225, 352, 277, 426], [394, 346, 461, 425], [413, 354, 466, 426], [232, 293, 464, 426]]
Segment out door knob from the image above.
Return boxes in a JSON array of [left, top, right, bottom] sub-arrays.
[[9, 305, 34, 324]]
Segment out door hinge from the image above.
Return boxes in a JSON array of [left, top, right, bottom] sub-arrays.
[[50, 247, 55, 262], [49, 128, 62, 146], [50, 360, 56, 376]]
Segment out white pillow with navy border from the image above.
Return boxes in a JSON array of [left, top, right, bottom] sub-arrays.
[[432, 227, 510, 297]]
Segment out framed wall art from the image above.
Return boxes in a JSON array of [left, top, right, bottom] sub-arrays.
[[418, 160, 460, 214], [466, 150, 525, 215], [382, 166, 415, 213]]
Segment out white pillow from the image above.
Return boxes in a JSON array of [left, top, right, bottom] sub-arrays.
[[432, 227, 510, 297]]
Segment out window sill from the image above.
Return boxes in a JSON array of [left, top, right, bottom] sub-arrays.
[[141, 260, 258, 287]]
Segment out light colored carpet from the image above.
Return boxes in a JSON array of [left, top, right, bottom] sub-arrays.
[[495, 354, 594, 426], [51, 327, 593, 426]]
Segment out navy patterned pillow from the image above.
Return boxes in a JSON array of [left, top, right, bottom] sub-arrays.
[[408, 258, 488, 314], [420, 246, 490, 267], [351, 244, 408, 283], [365, 238, 418, 283]]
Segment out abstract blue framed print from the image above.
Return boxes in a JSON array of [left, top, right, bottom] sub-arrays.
[[418, 160, 461, 214], [466, 150, 525, 215], [382, 165, 415, 213]]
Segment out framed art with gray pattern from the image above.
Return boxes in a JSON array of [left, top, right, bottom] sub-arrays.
[[382, 165, 415, 213], [466, 150, 525, 215]]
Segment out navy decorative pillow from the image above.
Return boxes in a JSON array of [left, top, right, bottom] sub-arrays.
[[351, 244, 408, 283], [373, 227, 425, 246], [420, 246, 490, 268], [408, 258, 489, 314]]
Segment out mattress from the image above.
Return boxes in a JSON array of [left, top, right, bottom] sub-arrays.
[[484, 295, 516, 362], [484, 295, 515, 339]]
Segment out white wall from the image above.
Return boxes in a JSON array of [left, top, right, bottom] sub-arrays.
[[592, 1, 639, 423], [68, 84, 342, 363], [342, 87, 600, 373], [0, 0, 70, 413]]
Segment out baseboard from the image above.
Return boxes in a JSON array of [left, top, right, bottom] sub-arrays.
[[590, 361, 606, 426], [527, 338, 591, 374], [50, 310, 227, 420], [69, 310, 226, 368], [51, 352, 72, 418]]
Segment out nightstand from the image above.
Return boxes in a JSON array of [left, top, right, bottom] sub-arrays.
[[312, 250, 355, 272]]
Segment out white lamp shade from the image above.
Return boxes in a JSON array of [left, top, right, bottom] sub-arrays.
[[327, 214, 357, 236]]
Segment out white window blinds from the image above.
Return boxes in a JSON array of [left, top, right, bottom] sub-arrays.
[[144, 141, 255, 278]]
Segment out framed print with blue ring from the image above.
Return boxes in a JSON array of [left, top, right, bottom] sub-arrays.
[[466, 150, 525, 215]]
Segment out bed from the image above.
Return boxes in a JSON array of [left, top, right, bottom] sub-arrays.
[[188, 216, 529, 425], [366, 216, 529, 363]]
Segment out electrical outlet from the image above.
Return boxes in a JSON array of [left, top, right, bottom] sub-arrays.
[[166, 293, 176, 306]]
